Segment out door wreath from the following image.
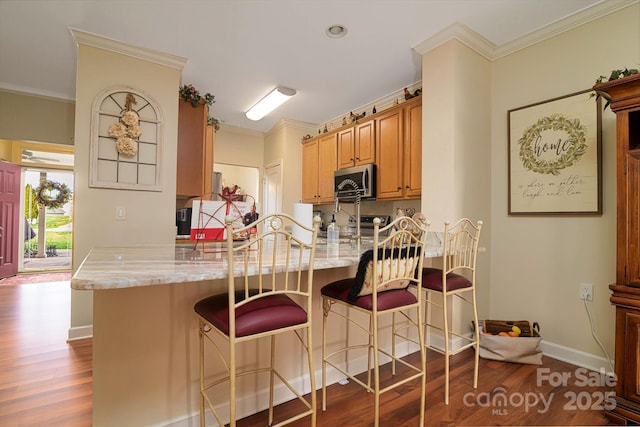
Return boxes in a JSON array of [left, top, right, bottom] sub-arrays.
[[35, 180, 71, 209]]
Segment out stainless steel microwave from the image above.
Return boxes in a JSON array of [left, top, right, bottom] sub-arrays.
[[334, 163, 376, 201]]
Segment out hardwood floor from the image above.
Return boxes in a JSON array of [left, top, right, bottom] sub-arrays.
[[0, 280, 616, 426], [239, 349, 616, 427], [0, 280, 92, 427]]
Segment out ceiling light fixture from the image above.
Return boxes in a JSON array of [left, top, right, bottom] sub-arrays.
[[245, 86, 297, 121], [326, 25, 347, 38]]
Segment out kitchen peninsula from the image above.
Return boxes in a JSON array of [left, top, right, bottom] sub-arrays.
[[72, 241, 442, 426]]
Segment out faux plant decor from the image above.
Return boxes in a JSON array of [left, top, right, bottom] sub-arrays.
[[594, 67, 639, 85], [179, 84, 215, 107], [179, 84, 220, 131], [593, 68, 640, 109]]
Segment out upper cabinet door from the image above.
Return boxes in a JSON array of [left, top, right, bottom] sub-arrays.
[[337, 128, 355, 170], [404, 101, 422, 198], [355, 120, 375, 166], [177, 100, 209, 198], [317, 133, 338, 203], [301, 139, 320, 203], [376, 109, 404, 199]]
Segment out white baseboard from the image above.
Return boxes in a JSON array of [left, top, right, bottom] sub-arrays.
[[67, 325, 93, 342], [540, 340, 614, 374]]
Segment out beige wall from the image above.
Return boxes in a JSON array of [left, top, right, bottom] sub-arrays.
[[264, 119, 316, 216], [215, 123, 264, 168], [214, 124, 265, 202], [489, 4, 639, 361], [421, 39, 493, 323], [71, 39, 184, 333], [0, 90, 75, 145]]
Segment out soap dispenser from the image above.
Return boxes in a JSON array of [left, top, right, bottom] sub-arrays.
[[327, 215, 339, 246]]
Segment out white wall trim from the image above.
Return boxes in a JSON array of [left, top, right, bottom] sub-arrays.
[[67, 325, 93, 342], [540, 340, 614, 375], [412, 22, 496, 60], [70, 28, 187, 71], [413, 0, 639, 61]]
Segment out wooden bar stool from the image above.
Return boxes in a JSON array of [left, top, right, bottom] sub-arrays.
[[194, 213, 320, 426]]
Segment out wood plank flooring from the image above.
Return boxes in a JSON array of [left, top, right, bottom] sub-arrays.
[[0, 280, 92, 427], [237, 347, 616, 426], [0, 280, 616, 426]]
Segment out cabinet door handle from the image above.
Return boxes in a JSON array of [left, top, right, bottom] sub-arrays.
[[397, 186, 402, 190], [405, 185, 410, 189]]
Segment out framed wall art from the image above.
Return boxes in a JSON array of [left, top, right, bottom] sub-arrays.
[[90, 86, 163, 191], [508, 89, 602, 215]]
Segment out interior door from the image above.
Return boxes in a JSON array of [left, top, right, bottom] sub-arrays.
[[0, 161, 21, 279], [263, 162, 282, 216]]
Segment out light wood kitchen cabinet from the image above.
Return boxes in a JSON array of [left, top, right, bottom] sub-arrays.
[[594, 73, 640, 425], [177, 100, 214, 199], [403, 98, 422, 198], [337, 120, 375, 169], [302, 133, 337, 204], [376, 96, 422, 200]]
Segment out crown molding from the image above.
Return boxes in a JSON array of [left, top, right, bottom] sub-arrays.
[[70, 28, 187, 70], [0, 87, 75, 103], [493, 0, 639, 59], [265, 118, 317, 136], [412, 22, 496, 60], [413, 0, 638, 61], [218, 123, 264, 138]]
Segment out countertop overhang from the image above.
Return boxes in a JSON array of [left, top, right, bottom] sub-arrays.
[[71, 238, 444, 291]]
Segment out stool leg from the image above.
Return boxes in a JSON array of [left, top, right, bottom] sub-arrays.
[[306, 323, 317, 427], [443, 293, 450, 405], [471, 288, 480, 389], [321, 298, 328, 411], [269, 335, 275, 425], [199, 319, 205, 427], [372, 312, 380, 427], [229, 335, 237, 427]]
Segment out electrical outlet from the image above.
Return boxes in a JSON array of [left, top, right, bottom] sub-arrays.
[[579, 283, 593, 301]]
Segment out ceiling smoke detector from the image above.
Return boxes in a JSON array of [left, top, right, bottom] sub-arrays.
[[326, 25, 347, 38]]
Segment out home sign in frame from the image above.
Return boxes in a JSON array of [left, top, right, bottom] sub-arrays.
[[508, 89, 602, 215]]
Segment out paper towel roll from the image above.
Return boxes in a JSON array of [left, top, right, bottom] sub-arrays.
[[292, 203, 313, 244]]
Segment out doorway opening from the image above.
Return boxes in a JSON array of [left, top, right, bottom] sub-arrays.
[[22, 169, 74, 272]]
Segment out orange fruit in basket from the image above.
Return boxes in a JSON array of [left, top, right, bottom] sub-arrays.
[[507, 331, 519, 337], [498, 332, 509, 337]]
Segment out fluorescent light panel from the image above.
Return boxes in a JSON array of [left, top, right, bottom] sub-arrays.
[[245, 86, 296, 121]]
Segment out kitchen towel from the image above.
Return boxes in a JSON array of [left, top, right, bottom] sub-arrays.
[[292, 202, 313, 245]]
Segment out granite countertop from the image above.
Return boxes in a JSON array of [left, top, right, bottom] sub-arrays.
[[71, 234, 444, 291]]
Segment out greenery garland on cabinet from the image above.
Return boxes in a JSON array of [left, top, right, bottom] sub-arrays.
[[179, 84, 220, 131]]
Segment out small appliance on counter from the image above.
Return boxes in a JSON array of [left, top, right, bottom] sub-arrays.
[[176, 208, 192, 236], [313, 210, 326, 230], [348, 215, 392, 237]]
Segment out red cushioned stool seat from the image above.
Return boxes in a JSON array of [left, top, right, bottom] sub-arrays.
[[321, 278, 417, 312], [194, 290, 307, 338], [421, 267, 472, 292]]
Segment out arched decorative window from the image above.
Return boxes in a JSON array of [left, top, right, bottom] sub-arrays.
[[90, 87, 163, 191]]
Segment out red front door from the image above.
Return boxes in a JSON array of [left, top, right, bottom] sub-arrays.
[[0, 161, 21, 279]]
